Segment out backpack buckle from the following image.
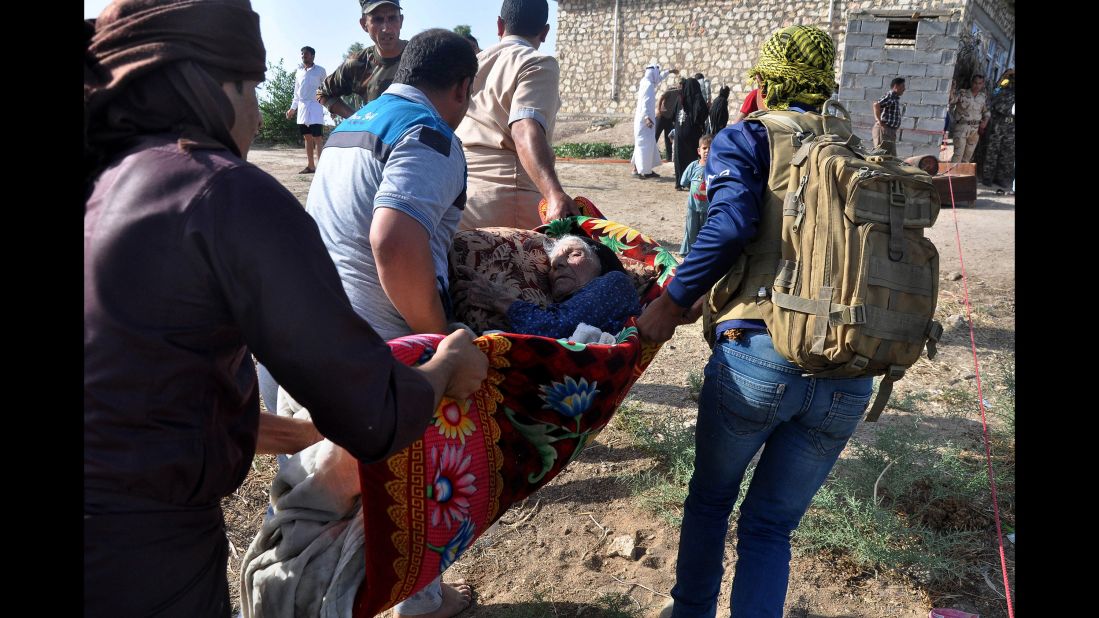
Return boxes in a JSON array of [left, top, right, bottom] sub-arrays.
[[887, 365, 906, 380], [830, 304, 866, 325], [889, 181, 907, 207], [847, 354, 870, 371]]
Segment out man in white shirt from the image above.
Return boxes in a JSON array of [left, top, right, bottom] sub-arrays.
[[286, 45, 327, 174]]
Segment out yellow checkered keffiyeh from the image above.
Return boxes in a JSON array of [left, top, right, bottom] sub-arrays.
[[747, 25, 838, 110]]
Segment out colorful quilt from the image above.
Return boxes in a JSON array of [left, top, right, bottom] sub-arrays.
[[353, 199, 678, 617]]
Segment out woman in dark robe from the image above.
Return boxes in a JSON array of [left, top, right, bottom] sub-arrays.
[[672, 77, 710, 190], [709, 85, 731, 133]]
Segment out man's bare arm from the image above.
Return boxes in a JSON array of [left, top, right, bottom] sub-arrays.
[[319, 96, 355, 120], [370, 208, 449, 335], [256, 413, 322, 454], [512, 118, 579, 221]]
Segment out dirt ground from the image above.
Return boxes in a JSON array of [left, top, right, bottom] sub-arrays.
[[228, 129, 1014, 617]]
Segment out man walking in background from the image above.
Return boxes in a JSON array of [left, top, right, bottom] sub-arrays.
[[872, 77, 905, 156], [286, 45, 326, 173], [655, 80, 681, 161], [631, 62, 679, 181]]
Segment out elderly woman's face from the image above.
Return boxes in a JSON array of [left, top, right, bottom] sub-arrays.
[[549, 239, 601, 300]]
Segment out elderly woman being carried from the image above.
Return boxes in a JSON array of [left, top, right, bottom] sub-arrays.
[[453, 234, 642, 340]]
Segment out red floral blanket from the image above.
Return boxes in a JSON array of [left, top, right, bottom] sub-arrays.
[[354, 200, 677, 616]]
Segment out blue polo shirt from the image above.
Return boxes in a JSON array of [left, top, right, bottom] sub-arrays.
[[306, 83, 467, 340]]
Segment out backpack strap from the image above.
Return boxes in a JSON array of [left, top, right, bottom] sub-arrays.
[[888, 180, 908, 261], [759, 113, 808, 135], [865, 365, 907, 422], [925, 320, 943, 359]]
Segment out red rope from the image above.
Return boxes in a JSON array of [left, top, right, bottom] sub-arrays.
[[944, 175, 1015, 617]]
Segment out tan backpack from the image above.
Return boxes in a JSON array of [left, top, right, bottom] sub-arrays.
[[710, 105, 943, 421]]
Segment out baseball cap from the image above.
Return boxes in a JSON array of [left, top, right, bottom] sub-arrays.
[[361, 0, 399, 14]]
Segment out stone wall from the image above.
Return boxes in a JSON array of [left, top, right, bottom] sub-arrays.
[[555, 0, 1013, 139], [557, 0, 839, 119]]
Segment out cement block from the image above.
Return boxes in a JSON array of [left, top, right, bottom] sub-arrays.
[[854, 46, 885, 61], [855, 74, 884, 89], [836, 88, 866, 103], [842, 73, 858, 88], [917, 20, 948, 35], [921, 64, 950, 78], [842, 60, 870, 74], [871, 35, 889, 47], [846, 20, 860, 33], [870, 61, 900, 75], [947, 20, 962, 35], [899, 63, 927, 77], [930, 35, 959, 50], [921, 91, 950, 105], [908, 77, 939, 91], [845, 33, 875, 47], [903, 103, 935, 117], [885, 48, 916, 63], [913, 50, 944, 64], [860, 20, 889, 34]]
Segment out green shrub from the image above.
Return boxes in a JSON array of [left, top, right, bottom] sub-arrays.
[[257, 60, 301, 146], [553, 142, 634, 160]]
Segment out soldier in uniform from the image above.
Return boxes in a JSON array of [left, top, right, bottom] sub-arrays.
[[948, 74, 990, 163], [979, 69, 1015, 190]]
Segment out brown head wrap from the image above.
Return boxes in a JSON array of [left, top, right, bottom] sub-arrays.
[[84, 0, 267, 178]]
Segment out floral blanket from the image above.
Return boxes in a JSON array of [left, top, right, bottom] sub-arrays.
[[353, 201, 677, 617]]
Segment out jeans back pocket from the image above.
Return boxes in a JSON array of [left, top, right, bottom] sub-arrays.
[[812, 390, 872, 455], [717, 363, 786, 435]]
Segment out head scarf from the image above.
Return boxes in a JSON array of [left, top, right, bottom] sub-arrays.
[[678, 77, 709, 130], [84, 0, 267, 182], [746, 25, 837, 110], [641, 62, 664, 88]]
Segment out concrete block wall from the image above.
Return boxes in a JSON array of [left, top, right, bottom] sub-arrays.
[[835, 14, 963, 159]]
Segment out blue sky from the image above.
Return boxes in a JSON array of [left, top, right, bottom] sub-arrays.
[[84, 1, 559, 79]]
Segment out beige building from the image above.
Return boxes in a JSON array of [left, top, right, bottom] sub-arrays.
[[555, 0, 1014, 157]]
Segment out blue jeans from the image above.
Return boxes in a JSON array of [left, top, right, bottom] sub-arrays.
[[670, 332, 873, 618]]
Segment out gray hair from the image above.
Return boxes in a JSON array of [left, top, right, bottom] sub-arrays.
[[546, 234, 596, 264]]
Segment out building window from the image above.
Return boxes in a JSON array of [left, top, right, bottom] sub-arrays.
[[885, 20, 918, 48]]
